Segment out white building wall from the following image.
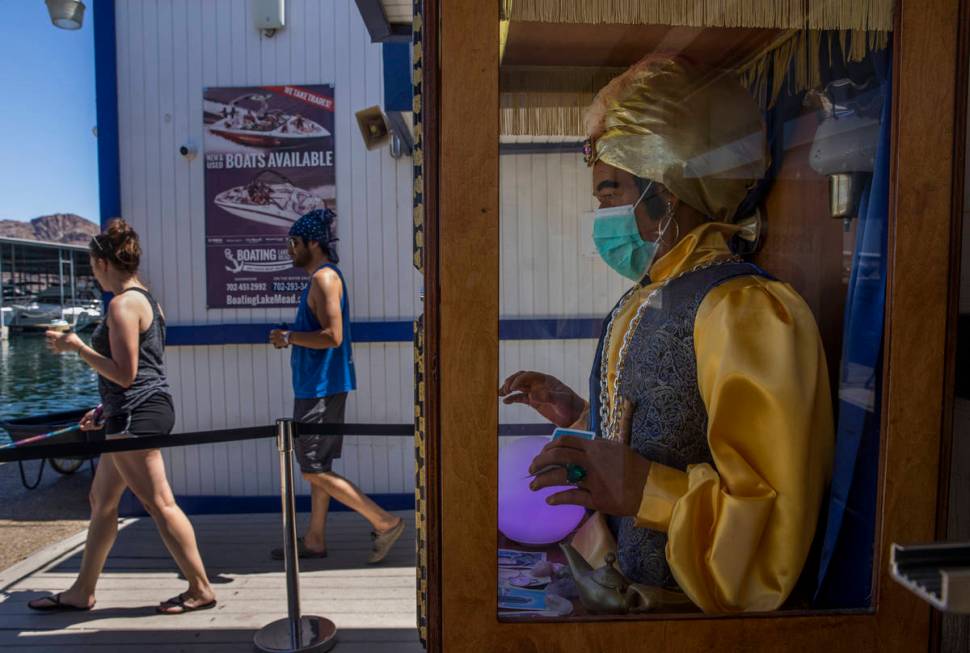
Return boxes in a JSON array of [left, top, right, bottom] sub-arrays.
[[113, 0, 620, 497], [114, 0, 418, 496], [498, 149, 628, 427]]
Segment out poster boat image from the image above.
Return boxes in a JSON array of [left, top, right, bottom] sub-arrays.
[[208, 93, 330, 148], [203, 99, 228, 124], [214, 170, 327, 227]]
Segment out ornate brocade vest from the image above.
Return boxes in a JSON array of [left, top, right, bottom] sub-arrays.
[[588, 261, 771, 588]]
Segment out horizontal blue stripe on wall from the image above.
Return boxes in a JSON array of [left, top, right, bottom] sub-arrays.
[[166, 321, 413, 346], [166, 318, 603, 346], [501, 318, 601, 340]]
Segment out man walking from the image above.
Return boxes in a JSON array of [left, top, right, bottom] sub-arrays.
[[270, 208, 405, 563]]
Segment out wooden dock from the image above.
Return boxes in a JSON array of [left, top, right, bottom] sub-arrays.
[[0, 511, 422, 652]]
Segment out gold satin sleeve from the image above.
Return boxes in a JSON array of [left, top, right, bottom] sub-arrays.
[[633, 276, 834, 613]]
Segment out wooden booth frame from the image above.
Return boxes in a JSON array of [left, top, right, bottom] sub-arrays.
[[416, 0, 970, 651]]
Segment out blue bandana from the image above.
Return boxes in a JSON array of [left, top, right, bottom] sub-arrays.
[[289, 208, 337, 244]]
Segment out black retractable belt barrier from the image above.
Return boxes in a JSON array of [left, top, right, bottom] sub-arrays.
[[0, 423, 415, 463], [293, 422, 414, 437]]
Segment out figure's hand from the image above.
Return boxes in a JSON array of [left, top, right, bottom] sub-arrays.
[[45, 330, 83, 354], [78, 409, 102, 432], [528, 401, 650, 516], [498, 371, 586, 428], [269, 329, 290, 349]]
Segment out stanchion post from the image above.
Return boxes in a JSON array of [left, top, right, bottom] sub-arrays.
[[254, 419, 337, 653], [280, 418, 302, 646]]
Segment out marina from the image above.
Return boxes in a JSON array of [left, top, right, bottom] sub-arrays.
[[0, 238, 101, 338], [0, 334, 100, 447]]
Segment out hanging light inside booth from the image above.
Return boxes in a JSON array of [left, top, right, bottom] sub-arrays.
[[807, 82, 882, 229], [46, 0, 86, 30]]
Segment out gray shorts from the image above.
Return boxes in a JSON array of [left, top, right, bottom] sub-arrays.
[[293, 393, 347, 474]]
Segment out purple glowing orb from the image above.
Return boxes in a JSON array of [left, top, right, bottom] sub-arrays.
[[498, 436, 585, 545]]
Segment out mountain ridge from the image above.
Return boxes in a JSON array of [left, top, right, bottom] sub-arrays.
[[0, 214, 99, 245]]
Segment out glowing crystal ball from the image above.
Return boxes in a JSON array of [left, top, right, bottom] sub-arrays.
[[498, 436, 585, 545]]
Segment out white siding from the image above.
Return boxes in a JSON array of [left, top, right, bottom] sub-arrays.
[[114, 0, 619, 497], [498, 150, 628, 426], [114, 0, 419, 496], [500, 151, 626, 318], [165, 342, 415, 496]]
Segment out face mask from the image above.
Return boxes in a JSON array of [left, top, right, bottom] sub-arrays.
[[592, 183, 671, 282]]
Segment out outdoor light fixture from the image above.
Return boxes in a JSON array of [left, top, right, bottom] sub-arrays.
[[46, 0, 86, 30], [251, 0, 285, 36]]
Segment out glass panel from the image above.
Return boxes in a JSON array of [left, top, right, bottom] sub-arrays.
[[495, 1, 895, 621]]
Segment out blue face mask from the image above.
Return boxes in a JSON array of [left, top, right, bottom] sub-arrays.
[[592, 184, 670, 282]]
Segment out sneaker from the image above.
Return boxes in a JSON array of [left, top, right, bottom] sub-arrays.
[[368, 518, 405, 564]]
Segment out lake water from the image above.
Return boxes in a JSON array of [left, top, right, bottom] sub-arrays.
[[0, 333, 100, 445]]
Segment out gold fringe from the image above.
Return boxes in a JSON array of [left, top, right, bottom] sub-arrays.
[[500, 0, 513, 22], [500, 2, 894, 133], [737, 29, 889, 109], [510, 0, 894, 31], [502, 26, 891, 135], [501, 67, 622, 136]]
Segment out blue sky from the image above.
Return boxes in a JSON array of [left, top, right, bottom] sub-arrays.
[[0, 0, 99, 223]]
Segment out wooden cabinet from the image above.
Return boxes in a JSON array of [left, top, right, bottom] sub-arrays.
[[415, 1, 969, 650]]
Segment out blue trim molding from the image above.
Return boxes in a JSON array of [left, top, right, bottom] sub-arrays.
[[93, 0, 120, 228], [167, 321, 414, 345], [500, 318, 601, 340], [383, 42, 412, 112], [166, 318, 603, 346]]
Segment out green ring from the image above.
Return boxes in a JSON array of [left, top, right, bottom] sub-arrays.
[[566, 464, 587, 484]]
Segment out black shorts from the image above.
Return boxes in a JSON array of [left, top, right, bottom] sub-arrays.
[[293, 393, 347, 474], [104, 393, 176, 439]]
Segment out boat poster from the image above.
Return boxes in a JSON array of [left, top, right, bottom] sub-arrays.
[[203, 84, 335, 308]]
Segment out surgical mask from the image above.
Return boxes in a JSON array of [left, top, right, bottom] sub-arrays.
[[592, 183, 672, 281]]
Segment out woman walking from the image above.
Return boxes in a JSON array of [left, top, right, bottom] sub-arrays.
[[28, 219, 216, 615]]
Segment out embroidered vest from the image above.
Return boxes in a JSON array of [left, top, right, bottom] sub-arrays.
[[589, 261, 771, 589]]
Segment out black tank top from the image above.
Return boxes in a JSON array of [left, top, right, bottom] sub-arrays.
[[91, 287, 171, 417]]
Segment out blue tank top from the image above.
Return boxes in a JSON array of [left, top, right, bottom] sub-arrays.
[[291, 263, 357, 399]]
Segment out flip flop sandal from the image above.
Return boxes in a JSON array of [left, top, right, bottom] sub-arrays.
[[270, 537, 328, 560], [156, 592, 217, 615], [27, 593, 93, 612], [368, 518, 406, 564]]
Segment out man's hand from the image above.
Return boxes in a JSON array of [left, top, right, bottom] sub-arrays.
[[498, 371, 586, 428], [269, 329, 290, 349], [527, 434, 651, 517]]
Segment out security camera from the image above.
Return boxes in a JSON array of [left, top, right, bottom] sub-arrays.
[[179, 144, 198, 161]]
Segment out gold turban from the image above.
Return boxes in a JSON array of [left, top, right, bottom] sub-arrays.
[[585, 56, 767, 223]]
